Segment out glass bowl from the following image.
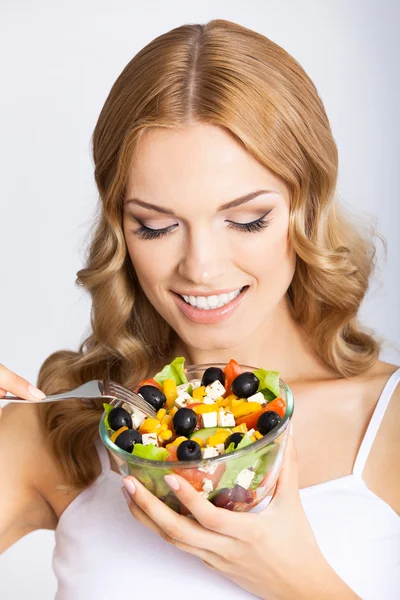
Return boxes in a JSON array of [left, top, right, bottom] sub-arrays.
[[99, 363, 294, 513]]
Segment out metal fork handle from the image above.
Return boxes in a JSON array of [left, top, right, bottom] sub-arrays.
[[0, 381, 115, 404]]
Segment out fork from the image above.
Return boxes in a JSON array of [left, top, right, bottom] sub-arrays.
[[0, 379, 157, 418]]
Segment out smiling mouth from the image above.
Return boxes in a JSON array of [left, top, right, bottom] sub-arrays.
[[176, 286, 248, 310]]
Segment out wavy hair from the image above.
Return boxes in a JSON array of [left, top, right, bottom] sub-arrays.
[[37, 19, 380, 489]]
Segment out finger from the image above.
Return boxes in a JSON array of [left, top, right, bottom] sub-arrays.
[[163, 473, 253, 539], [0, 365, 45, 401], [122, 476, 228, 553], [270, 425, 300, 503]]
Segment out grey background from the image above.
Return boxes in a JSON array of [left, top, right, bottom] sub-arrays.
[[0, 0, 399, 597]]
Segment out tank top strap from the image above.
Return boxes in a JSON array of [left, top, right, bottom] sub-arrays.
[[353, 367, 400, 479]]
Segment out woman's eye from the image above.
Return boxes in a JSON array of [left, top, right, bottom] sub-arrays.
[[132, 223, 178, 240], [227, 210, 273, 233]]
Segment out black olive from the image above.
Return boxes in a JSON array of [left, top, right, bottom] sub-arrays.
[[224, 432, 245, 449], [138, 385, 167, 410], [173, 407, 197, 436], [108, 407, 132, 431], [176, 440, 202, 461], [231, 372, 259, 398], [113, 428, 142, 453], [201, 367, 225, 387], [256, 410, 281, 435]]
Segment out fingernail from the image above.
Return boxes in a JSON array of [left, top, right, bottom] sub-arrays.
[[121, 487, 132, 505], [28, 385, 46, 400], [122, 477, 136, 495], [164, 475, 180, 491]]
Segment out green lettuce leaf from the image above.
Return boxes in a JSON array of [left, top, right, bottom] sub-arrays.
[[131, 443, 170, 461], [153, 357, 188, 386], [216, 434, 276, 491], [186, 384, 193, 396], [215, 434, 254, 489], [130, 444, 173, 497], [253, 369, 280, 399], [103, 403, 114, 430]]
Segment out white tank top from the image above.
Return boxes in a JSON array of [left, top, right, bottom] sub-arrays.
[[53, 369, 400, 600]]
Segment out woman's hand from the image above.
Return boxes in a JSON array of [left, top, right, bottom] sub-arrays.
[[0, 363, 46, 417], [121, 429, 360, 600]]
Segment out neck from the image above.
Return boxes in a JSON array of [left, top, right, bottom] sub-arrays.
[[174, 296, 335, 384]]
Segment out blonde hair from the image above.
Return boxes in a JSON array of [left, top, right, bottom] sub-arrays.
[[37, 19, 380, 489]]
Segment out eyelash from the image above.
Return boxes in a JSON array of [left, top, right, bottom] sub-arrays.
[[133, 212, 273, 240]]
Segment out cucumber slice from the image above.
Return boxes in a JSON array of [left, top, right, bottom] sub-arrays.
[[190, 426, 232, 442]]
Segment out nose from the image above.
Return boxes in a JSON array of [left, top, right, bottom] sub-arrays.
[[177, 225, 228, 287]]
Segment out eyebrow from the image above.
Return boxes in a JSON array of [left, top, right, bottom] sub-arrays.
[[124, 189, 276, 215]]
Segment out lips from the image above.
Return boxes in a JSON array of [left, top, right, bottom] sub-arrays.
[[172, 286, 249, 325]]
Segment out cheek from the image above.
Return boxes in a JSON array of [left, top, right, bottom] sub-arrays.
[[239, 220, 295, 284], [124, 235, 174, 297]]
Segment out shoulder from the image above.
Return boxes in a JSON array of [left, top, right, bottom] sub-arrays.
[[0, 402, 94, 530], [0, 403, 59, 549]]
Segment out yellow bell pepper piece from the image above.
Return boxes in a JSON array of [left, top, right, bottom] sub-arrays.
[[110, 426, 128, 443], [232, 402, 264, 419], [170, 436, 188, 447], [207, 430, 231, 446], [190, 436, 205, 448], [254, 430, 263, 440], [231, 398, 246, 409], [139, 417, 160, 433], [232, 423, 248, 434], [163, 379, 178, 410], [193, 404, 218, 414], [219, 396, 232, 408], [192, 386, 206, 400]]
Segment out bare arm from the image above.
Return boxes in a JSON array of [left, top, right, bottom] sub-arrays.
[[0, 366, 57, 554]]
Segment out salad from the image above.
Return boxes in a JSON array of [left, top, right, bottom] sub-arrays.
[[102, 358, 288, 512]]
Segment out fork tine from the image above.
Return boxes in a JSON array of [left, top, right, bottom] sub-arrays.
[[107, 382, 156, 416]]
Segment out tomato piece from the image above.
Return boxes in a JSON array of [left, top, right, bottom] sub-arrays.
[[186, 402, 202, 409], [223, 359, 242, 395], [166, 445, 225, 490], [134, 378, 162, 393], [235, 397, 286, 429]]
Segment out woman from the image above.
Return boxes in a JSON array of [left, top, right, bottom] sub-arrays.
[[0, 19, 399, 600]]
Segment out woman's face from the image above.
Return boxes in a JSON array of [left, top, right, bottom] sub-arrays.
[[123, 123, 295, 351]]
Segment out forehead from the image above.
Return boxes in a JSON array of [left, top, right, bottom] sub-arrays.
[[126, 123, 286, 208]]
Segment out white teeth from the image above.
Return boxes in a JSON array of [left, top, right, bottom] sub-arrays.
[[179, 288, 243, 310]]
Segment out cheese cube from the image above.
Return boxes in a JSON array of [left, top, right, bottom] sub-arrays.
[[202, 478, 214, 494], [201, 411, 218, 428], [247, 391, 265, 405], [205, 380, 226, 400], [142, 433, 158, 446], [203, 395, 217, 405], [199, 462, 218, 474], [215, 443, 225, 455], [217, 409, 235, 427], [130, 410, 146, 429], [177, 380, 200, 394], [201, 446, 219, 459], [236, 468, 256, 489], [247, 428, 255, 437], [175, 391, 192, 409]]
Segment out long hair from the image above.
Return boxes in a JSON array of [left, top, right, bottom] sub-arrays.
[[37, 19, 380, 489]]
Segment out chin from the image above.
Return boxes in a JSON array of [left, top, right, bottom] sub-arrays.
[[176, 326, 244, 353]]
